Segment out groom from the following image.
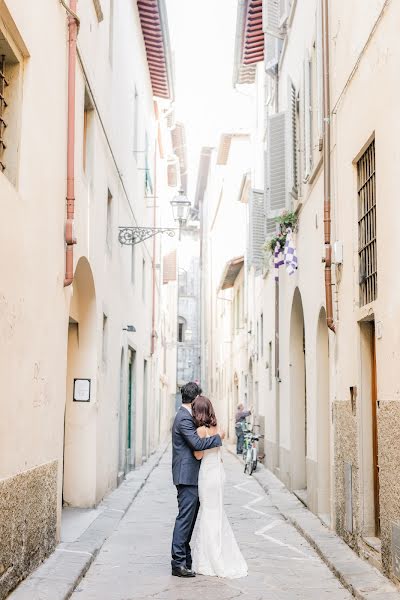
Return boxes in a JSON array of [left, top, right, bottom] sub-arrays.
[[171, 381, 223, 577]]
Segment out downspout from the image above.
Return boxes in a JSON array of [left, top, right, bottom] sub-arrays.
[[63, 0, 79, 287], [322, 0, 335, 332]]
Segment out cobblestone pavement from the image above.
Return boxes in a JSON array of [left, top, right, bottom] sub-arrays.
[[71, 449, 352, 600]]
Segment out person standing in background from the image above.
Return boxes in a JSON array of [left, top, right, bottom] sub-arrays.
[[235, 403, 252, 454]]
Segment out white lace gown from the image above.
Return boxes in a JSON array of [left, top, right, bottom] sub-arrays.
[[193, 444, 248, 578]]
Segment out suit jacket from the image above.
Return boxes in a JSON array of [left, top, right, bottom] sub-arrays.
[[172, 405, 222, 486]]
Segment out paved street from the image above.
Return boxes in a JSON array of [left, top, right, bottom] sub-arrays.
[[71, 449, 351, 600]]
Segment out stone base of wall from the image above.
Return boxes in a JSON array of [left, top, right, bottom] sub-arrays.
[[334, 400, 360, 550], [378, 400, 400, 579], [0, 460, 58, 600]]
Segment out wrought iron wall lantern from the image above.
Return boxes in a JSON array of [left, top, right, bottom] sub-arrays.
[[119, 189, 191, 245]]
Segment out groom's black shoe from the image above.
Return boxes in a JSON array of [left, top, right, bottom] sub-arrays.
[[171, 566, 196, 578]]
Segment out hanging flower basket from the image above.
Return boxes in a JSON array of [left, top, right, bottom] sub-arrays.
[[263, 211, 298, 254]]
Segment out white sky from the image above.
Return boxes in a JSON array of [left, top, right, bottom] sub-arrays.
[[166, 0, 253, 198]]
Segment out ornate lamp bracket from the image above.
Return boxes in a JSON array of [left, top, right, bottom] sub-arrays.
[[118, 226, 176, 245]]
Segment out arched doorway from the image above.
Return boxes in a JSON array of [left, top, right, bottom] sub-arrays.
[[290, 288, 307, 495], [64, 257, 97, 508], [317, 307, 331, 520]]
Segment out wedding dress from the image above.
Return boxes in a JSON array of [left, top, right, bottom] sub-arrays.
[[193, 440, 248, 578]]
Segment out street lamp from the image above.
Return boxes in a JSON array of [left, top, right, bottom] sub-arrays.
[[118, 189, 191, 246], [170, 189, 191, 240]]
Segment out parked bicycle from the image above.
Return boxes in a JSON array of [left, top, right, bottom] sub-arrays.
[[242, 426, 264, 475]]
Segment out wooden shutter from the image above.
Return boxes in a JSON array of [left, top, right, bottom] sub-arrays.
[[266, 112, 287, 220], [303, 55, 313, 180], [264, 0, 282, 76], [248, 189, 265, 272], [316, 0, 324, 149], [286, 80, 298, 199]]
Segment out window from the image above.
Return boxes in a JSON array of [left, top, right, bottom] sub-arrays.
[[179, 269, 187, 296], [83, 88, 94, 173], [144, 130, 152, 194], [268, 341, 273, 390], [142, 258, 146, 300], [260, 313, 264, 357], [106, 189, 113, 253], [178, 317, 186, 343], [131, 243, 135, 284], [0, 33, 22, 185], [358, 139, 376, 306], [0, 54, 7, 173], [133, 86, 139, 155], [235, 289, 240, 330], [288, 80, 299, 197], [102, 314, 108, 366]]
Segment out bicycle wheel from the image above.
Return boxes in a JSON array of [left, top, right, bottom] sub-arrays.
[[250, 459, 257, 475]]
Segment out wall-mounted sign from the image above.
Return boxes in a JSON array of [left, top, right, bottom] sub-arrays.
[[73, 379, 91, 402]]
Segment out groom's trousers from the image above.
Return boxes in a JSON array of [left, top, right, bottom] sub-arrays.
[[171, 484, 200, 569]]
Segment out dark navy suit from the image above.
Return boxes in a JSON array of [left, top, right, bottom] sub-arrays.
[[171, 405, 222, 569]]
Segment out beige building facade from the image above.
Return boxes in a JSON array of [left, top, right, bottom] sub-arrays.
[[202, 0, 400, 585], [0, 1, 177, 596]]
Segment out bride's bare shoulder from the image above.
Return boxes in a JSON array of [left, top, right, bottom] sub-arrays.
[[197, 426, 207, 438]]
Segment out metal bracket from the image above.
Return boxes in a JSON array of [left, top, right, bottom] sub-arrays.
[[118, 226, 176, 245]]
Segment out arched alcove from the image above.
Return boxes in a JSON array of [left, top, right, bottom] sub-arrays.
[[317, 307, 331, 520], [290, 288, 307, 493], [63, 257, 97, 507]]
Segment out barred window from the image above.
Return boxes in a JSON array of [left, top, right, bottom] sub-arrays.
[[0, 55, 7, 172], [357, 139, 376, 306], [0, 30, 22, 185]]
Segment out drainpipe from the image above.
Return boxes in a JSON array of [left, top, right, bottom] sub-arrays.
[[63, 0, 79, 287], [322, 0, 335, 332]]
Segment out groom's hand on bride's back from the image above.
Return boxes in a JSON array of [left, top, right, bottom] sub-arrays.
[[218, 429, 226, 440]]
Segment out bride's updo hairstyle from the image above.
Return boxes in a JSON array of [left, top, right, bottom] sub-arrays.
[[192, 395, 217, 428]]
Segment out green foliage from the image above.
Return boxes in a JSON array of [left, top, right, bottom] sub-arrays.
[[263, 211, 298, 254]]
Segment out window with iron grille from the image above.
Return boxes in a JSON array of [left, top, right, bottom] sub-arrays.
[[357, 139, 376, 306], [0, 29, 22, 186], [0, 55, 7, 172]]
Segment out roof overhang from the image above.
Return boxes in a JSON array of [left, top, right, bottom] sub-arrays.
[[219, 257, 245, 291], [137, 0, 174, 100], [233, 0, 264, 86]]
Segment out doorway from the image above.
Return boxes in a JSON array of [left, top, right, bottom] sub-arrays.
[[142, 359, 148, 461], [360, 320, 380, 538], [64, 257, 97, 508], [316, 308, 331, 521], [127, 348, 136, 469], [290, 288, 307, 497]]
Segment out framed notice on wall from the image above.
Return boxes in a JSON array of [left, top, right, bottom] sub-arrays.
[[73, 379, 91, 402]]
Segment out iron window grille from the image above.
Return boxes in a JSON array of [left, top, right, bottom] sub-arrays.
[[0, 55, 8, 172], [357, 139, 377, 306]]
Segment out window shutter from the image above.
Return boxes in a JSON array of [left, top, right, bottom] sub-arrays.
[[266, 112, 287, 221], [303, 55, 313, 180], [286, 80, 298, 200], [279, 0, 292, 27], [316, 0, 324, 149], [264, 0, 283, 76], [248, 189, 265, 272]]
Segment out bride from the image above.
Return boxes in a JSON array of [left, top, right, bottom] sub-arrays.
[[191, 395, 248, 579]]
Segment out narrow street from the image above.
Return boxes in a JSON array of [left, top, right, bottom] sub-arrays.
[[71, 449, 351, 600]]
